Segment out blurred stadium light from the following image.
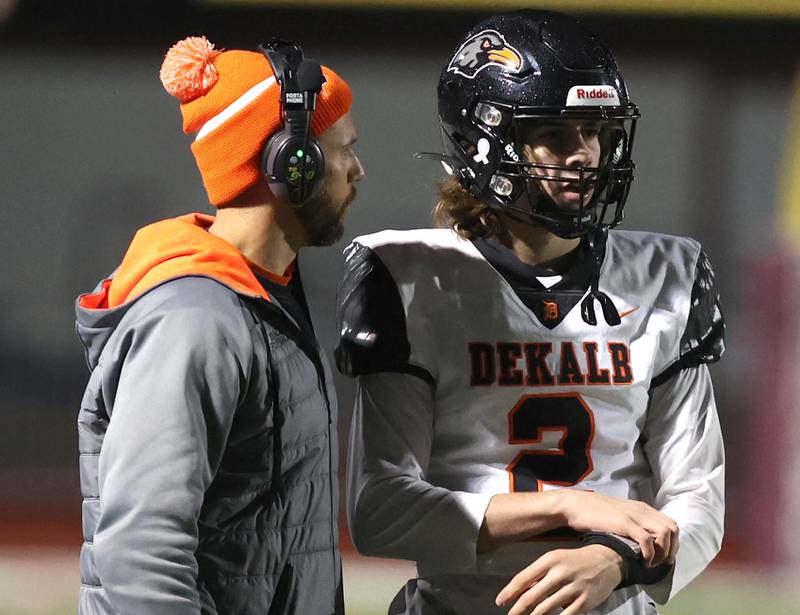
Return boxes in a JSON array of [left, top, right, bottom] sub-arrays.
[[200, 0, 800, 19]]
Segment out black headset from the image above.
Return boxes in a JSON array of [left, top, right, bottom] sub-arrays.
[[259, 39, 326, 207]]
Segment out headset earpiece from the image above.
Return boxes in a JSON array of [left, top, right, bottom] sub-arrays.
[[259, 40, 326, 207], [261, 131, 324, 206]]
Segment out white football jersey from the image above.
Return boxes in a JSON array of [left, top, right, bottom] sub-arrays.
[[337, 228, 725, 615]]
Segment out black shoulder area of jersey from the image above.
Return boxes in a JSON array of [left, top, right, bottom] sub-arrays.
[[652, 248, 726, 388], [335, 242, 432, 383]]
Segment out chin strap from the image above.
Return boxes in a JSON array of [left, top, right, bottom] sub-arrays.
[[580, 227, 621, 326]]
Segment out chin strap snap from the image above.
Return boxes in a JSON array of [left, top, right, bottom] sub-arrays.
[[580, 228, 621, 326]]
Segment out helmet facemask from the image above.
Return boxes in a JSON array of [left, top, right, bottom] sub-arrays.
[[436, 97, 639, 240], [490, 110, 639, 239], [456, 103, 638, 238]]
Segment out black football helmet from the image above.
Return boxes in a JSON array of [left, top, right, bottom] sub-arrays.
[[437, 10, 640, 238]]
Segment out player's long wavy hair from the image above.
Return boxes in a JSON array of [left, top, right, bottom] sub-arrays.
[[433, 178, 504, 240]]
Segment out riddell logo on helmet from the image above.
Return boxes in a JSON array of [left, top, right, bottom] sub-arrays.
[[566, 85, 620, 107], [504, 143, 520, 162], [577, 89, 613, 100]]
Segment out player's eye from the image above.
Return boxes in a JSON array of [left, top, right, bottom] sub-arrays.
[[535, 127, 563, 141], [581, 124, 601, 138]]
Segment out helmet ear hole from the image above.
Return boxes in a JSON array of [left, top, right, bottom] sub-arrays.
[[452, 133, 474, 156]]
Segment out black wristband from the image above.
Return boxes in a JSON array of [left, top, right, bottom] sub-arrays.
[[582, 532, 672, 589]]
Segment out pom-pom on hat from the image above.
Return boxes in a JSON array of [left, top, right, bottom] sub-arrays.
[[160, 36, 353, 206]]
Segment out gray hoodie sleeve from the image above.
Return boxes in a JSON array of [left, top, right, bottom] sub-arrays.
[[92, 283, 253, 614]]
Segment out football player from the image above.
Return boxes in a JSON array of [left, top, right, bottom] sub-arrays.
[[337, 10, 724, 615]]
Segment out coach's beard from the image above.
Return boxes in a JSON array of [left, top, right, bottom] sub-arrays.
[[297, 185, 357, 247]]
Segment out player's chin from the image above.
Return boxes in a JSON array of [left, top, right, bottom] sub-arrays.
[[555, 188, 595, 209]]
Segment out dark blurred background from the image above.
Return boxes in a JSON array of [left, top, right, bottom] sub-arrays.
[[1, 0, 799, 612]]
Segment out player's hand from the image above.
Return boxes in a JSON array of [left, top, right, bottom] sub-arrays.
[[496, 545, 623, 615], [557, 490, 678, 567]]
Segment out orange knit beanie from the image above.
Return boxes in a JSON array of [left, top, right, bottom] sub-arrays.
[[159, 36, 353, 206]]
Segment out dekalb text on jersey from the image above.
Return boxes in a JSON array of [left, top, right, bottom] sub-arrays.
[[469, 341, 634, 387]]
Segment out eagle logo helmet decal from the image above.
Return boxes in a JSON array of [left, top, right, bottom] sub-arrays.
[[446, 30, 523, 79]]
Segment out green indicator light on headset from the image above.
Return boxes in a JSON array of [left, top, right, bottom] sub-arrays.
[[296, 149, 304, 158]]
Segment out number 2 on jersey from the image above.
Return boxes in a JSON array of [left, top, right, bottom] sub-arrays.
[[507, 393, 595, 492]]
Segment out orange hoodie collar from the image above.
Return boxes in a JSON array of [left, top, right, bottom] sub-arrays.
[[79, 213, 290, 310]]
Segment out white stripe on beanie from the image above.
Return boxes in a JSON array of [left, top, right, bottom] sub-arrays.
[[195, 76, 277, 142]]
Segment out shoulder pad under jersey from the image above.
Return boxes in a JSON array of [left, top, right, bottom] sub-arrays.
[[681, 249, 726, 364], [653, 248, 725, 387], [335, 241, 415, 378]]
